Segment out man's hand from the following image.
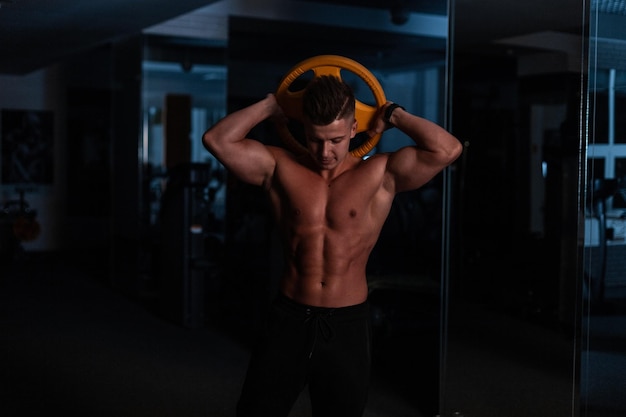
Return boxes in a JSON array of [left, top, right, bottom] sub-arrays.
[[366, 102, 395, 138], [266, 93, 289, 129]]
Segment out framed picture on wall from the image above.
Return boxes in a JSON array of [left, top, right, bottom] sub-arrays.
[[1, 109, 54, 185]]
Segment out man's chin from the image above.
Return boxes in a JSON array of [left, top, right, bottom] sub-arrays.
[[317, 160, 336, 170]]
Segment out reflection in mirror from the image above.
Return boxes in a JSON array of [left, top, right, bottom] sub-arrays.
[[1, 1, 450, 416], [582, 1, 626, 415], [215, 9, 450, 417], [143, 2, 452, 417]]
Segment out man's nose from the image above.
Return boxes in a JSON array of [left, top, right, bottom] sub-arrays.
[[319, 141, 331, 156]]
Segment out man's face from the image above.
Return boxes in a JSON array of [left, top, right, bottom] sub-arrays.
[[305, 116, 357, 170]]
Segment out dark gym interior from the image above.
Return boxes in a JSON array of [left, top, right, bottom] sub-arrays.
[[2, 1, 626, 416]]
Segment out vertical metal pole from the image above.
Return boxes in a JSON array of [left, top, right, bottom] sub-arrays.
[[609, 68, 615, 147], [607, 68, 616, 178]]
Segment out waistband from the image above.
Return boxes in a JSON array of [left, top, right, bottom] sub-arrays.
[[274, 292, 370, 320]]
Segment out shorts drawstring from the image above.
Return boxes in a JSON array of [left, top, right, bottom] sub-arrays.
[[305, 308, 335, 358]]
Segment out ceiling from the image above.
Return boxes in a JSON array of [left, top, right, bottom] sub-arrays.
[[0, 0, 220, 75], [0, 0, 588, 75]]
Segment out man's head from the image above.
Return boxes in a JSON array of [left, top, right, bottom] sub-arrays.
[[302, 75, 355, 125], [301, 76, 357, 170]]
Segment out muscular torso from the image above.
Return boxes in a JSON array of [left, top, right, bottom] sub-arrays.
[[267, 147, 395, 307]]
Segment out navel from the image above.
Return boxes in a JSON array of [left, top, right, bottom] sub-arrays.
[[349, 209, 357, 218]]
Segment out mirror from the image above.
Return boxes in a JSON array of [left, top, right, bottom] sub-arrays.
[[122, 1, 452, 417], [214, 12, 450, 416], [7, 0, 619, 416], [441, 0, 588, 416], [582, 1, 626, 415]]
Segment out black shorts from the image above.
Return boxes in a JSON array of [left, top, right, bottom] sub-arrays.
[[236, 293, 372, 417]]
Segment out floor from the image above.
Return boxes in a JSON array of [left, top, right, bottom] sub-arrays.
[[1, 253, 424, 417], [3, 252, 625, 417]]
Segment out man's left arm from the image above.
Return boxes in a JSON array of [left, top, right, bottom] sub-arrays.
[[369, 102, 463, 193]]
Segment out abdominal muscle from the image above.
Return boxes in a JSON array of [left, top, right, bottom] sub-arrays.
[[279, 225, 375, 308], [268, 149, 392, 308]]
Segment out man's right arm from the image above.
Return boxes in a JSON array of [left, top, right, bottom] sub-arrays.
[[202, 94, 282, 188]]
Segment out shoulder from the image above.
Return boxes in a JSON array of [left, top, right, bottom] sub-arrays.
[[267, 145, 301, 162], [357, 152, 390, 172], [266, 145, 288, 157], [267, 146, 313, 180], [348, 153, 392, 189], [359, 152, 398, 193]]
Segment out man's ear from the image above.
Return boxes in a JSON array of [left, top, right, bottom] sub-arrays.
[[351, 118, 358, 138]]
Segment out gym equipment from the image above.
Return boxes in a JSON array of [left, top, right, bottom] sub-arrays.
[[0, 188, 39, 262], [586, 178, 619, 307], [159, 163, 215, 328], [275, 55, 386, 158]]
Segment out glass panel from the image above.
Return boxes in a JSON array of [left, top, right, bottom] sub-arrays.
[[3, 2, 453, 417], [591, 90, 610, 144], [588, 158, 606, 185], [582, 1, 626, 416], [141, 3, 451, 417], [615, 158, 626, 209], [617, 92, 626, 143], [442, 1, 587, 416], [223, 10, 450, 417]]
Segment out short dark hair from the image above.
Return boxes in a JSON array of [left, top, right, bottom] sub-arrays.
[[302, 75, 355, 125]]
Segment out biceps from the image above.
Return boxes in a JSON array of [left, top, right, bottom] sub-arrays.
[[386, 147, 440, 193]]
